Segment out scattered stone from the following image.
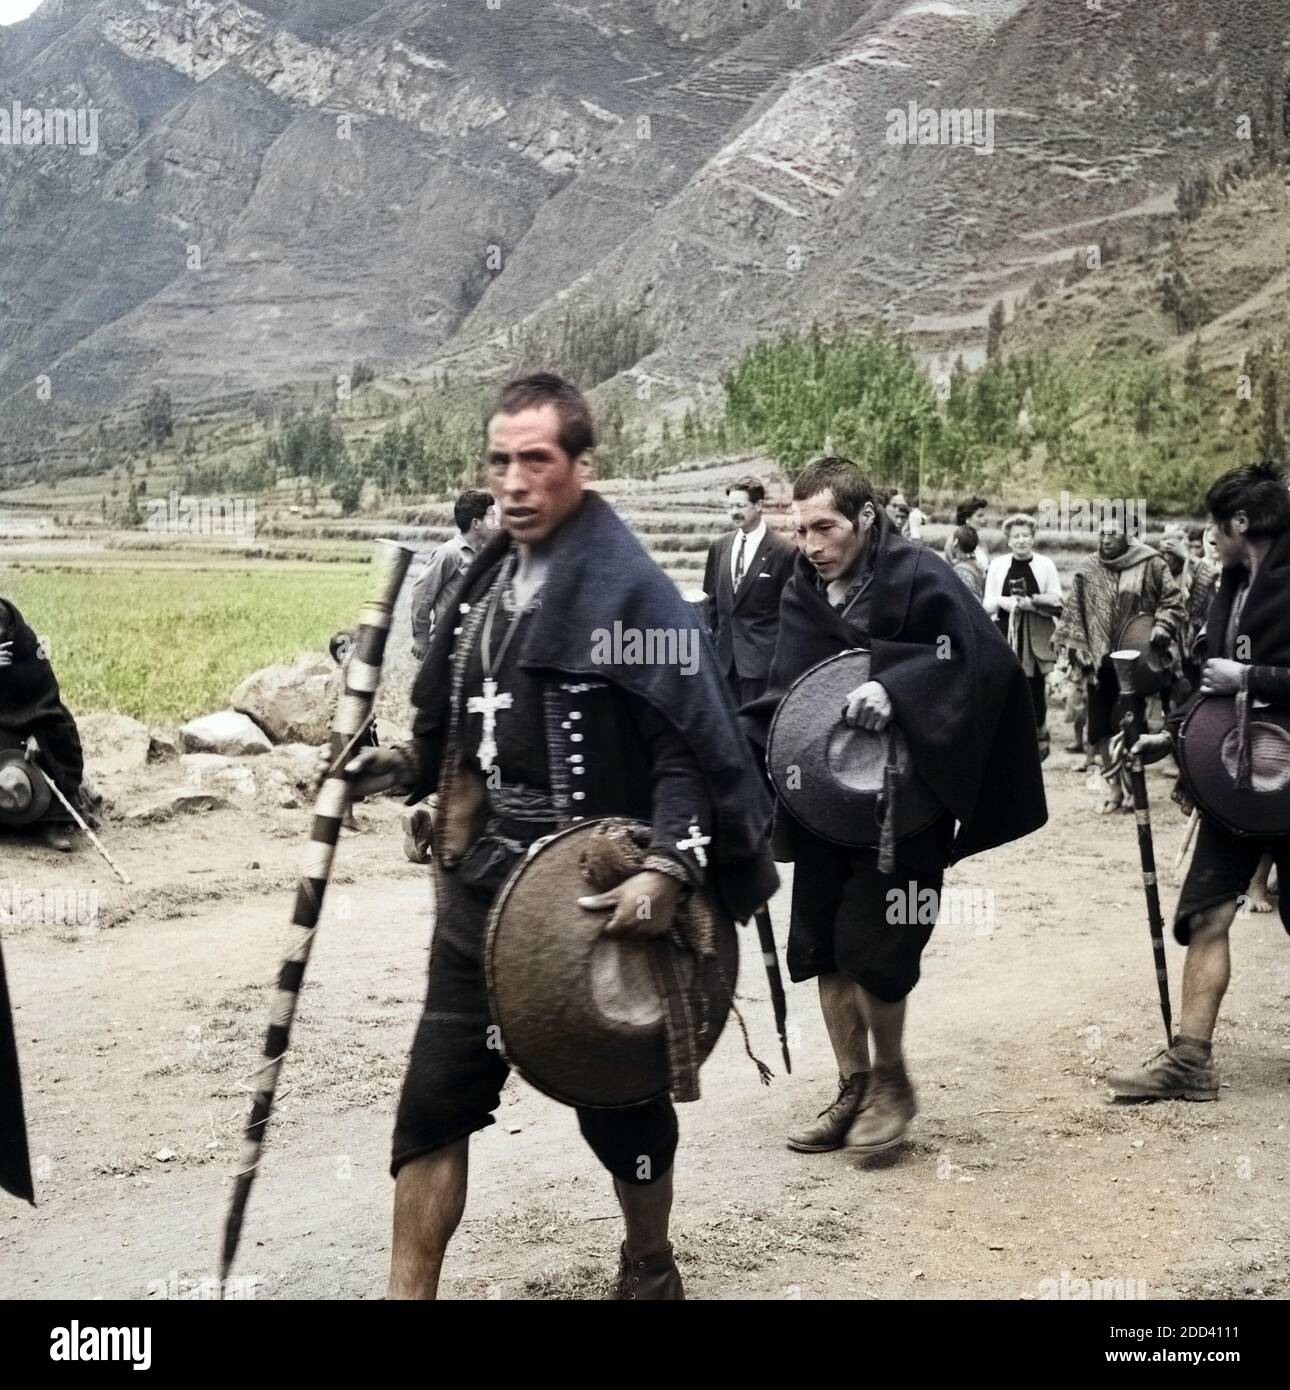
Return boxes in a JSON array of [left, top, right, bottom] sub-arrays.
[[121, 791, 228, 824], [233, 655, 339, 745], [147, 731, 180, 763], [180, 710, 272, 757], [152, 1148, 176, 1163], [247, 861, 260, 870]]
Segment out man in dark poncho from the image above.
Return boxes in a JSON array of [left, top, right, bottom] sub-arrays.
[[346, 374, 777, 1301], [742, 458, 1047, 1157], [1109, 462, 1290, 1101], [0, 598, 85, 852]]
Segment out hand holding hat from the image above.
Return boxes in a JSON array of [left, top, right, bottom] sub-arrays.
[[843, 680, 893, 732], [579, 869, 680, 940]]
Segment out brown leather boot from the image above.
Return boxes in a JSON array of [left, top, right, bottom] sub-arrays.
[[786, 1071, 868, 1153], [1107, 1036, 1218, 1101], [845, 1061, 917, 1155], [612, 1243, 684, 1300]]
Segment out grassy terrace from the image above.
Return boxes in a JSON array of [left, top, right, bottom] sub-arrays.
[[4, 561, 369, 722]]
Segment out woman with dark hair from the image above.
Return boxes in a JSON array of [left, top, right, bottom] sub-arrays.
[[944, 495, 990, 569]]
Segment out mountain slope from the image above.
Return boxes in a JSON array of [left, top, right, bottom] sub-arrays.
[[0, 0, 1287, 453]]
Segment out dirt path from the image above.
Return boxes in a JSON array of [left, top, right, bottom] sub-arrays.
[[2, 758, 1287, 1301]]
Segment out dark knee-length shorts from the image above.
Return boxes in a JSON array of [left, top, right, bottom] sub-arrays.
[[787, 818, 952, 1001], [391, 861, 677, 1184], [1174, 817, 1290, 944]]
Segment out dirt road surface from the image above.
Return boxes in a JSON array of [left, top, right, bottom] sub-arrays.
[[2, 756, 1286, 1301]]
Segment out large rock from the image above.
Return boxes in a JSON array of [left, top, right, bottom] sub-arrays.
[[78, 713, 151, 778], [179, 710, 272, 757], [232, 654, 339, 745]]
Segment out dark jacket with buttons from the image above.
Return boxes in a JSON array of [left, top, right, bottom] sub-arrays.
[[702, 527, 796, 680], [407, 492, 779, 922]]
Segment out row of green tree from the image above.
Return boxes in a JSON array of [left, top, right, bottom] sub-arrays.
[[712, 323, 1287, 509]]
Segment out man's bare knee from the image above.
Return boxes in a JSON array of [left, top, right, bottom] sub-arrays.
[[1189, 901, 1237, 945]]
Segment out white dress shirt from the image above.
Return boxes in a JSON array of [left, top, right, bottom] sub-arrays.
[[730, 519, 766, 587]]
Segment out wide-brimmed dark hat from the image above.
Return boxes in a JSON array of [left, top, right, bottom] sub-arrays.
[[1177, 694, 1290, 838], [0, 748, 51, 829], [766, 649, 942, 848], [484, 818, 738, 1109], [1113, 612, 1169, 696]]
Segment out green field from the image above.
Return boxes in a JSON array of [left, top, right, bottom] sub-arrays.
[[4, 563, 370, 722]]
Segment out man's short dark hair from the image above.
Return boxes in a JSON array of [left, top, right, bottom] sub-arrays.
[[494, 372, 595, 460], [956, 495, 988, 525], [1186, 523, 1204, 542], [454, 488, 494, 534], [726, 476, 765, 506], [953, 525, 979, 555], [1205, 460, 1290, 541], [792, 457, 877, 524]]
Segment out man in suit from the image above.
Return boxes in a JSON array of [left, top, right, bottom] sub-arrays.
[[702, 477, 796, 706]]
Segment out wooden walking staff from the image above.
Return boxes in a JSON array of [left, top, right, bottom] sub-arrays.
[[1110, 649, 1173, 1045], [220, 539, 414, 1281], [24, 738, 132, 886]]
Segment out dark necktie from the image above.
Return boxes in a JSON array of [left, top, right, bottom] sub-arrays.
[[734, 532, 747, 589]]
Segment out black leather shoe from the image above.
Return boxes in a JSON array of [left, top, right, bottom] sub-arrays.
[[786, 1071, 868, 1152], [612, 1242, 685, 1300]]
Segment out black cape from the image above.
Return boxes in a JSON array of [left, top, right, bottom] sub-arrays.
[[0, 599, 83, 802], [742, 518, 1048, 865], [0, 938, 34, 1204], [411, 491, 778, 919], [1200, 527, 1290, 675]]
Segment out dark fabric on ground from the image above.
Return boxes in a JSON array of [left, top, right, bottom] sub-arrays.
[[0, 936, 34, 1203], [0, 600, 83, 804], [1175, 817, 1290, 944], [787, 819, 950, 998], [391, 862, 678, 1183]]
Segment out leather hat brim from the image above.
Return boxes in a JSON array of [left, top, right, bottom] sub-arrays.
[[484, 818, 738, 1109], [0, 749, 52, 828], [1178, 695, 1290, 837], [766, 649, 941, 848]]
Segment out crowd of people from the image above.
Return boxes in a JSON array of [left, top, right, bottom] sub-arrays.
[[5, 372, 1287, 1301], [370, 376, 1288, 1298]]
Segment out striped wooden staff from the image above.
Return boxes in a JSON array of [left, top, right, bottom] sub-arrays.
[[1110, 650, 1173, 1045], [220, 539, 414, 1280]]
